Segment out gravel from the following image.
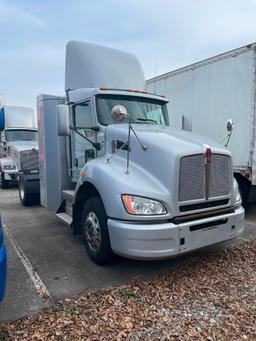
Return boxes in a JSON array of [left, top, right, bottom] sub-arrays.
[[0, 240, 255, 340]]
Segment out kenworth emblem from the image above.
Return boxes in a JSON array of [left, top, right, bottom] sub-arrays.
[[204, 145, 212, 200]]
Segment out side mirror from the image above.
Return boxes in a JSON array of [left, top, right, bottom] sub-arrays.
[[0, 94, 5, 131], [226, 119, 234, 132], [219, 118, 234, 147], [57, 104, 70, 136], [182, 114, 192, 132]]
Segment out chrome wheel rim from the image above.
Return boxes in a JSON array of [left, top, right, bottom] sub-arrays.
[[84, 211, 101, 252]]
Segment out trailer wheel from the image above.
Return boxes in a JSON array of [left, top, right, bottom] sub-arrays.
[[18, 175, 33, 206], [81, 197, 114, 265], [0, 172, 9, 189]]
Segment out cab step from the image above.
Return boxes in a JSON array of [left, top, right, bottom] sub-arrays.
[[62, 189, 75, 201], [62, 189, 75, 216], [56, 212, 72, 226]]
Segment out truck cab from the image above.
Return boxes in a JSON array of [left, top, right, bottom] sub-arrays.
[[0, 105, 40, 205], [37, 41, 244, 265]]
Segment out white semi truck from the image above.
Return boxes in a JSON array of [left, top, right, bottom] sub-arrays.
[[0, 102, 40, 205], [37, 41, 244, 265], [147, 43, 256, 206]]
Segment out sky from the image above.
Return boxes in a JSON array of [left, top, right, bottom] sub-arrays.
[[1, 0, 256, 108]]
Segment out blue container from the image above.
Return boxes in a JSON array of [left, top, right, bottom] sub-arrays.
[[0, 107, 5, 131], [0, 215, 7, 301]]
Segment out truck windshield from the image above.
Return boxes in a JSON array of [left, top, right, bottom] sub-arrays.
[[96, 94, 169, 126], [5, 130, 38, 142]]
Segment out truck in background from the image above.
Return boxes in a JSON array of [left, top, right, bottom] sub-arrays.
[[0, 102, 40, 206], [146, 43, 256, 206], [37, 41, 244, 265]]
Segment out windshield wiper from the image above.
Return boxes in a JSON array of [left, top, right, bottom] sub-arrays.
[[134, 118, 158, 124]]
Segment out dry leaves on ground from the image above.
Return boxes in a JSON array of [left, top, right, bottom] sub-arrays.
[[1, 240, 255, 340]]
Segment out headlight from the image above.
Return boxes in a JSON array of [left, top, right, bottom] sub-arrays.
[[122, 195, 167, 215], [233, 179, 242, 207], [3, 164, 16, 170]]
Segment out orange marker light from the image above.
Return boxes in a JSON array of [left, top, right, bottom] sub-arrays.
[[122, 195, 135, 214]]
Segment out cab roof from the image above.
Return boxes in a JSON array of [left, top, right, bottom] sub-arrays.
[[68, 88, 169, 104]]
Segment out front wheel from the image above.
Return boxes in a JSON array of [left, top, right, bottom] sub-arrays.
[[18, 175, 33, 206], [81, 197, 114, 265]]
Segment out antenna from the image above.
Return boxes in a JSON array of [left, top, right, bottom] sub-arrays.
[[153, 57, 158, 94]]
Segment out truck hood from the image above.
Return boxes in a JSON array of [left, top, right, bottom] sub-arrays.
[[105, 124, 231, 198], [7, 140, 38, 152], [105, 124, 230, 157]]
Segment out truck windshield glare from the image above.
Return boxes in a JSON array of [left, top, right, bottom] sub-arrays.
[[5, 130, 38, 142], [96, 94, 169, 126]]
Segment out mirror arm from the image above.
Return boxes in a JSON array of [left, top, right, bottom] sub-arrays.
[[90, 126, 100, 132], [70, 127, 101, 151], [218, 134, 228, 144], [224, 132, 232, 148], [218, 130, 233, 147]]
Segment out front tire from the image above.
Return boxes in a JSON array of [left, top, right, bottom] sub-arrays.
[[81, 197, 114, 265], [0, 172, 9, 189], [18, 175, 33, 206]]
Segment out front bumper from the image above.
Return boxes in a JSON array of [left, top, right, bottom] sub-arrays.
[[0, 244, 7, 301], [108, 206, 244, 260], [2, 170, 18, 181]]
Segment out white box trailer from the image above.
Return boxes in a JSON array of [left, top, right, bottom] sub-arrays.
[[146, 43, 256, 205]]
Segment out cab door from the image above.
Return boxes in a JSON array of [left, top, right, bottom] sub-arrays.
[[71, 100, 97, 181]]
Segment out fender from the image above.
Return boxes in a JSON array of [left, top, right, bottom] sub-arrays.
[[73, 157, 171, 222], [72, 179, 103, 234]]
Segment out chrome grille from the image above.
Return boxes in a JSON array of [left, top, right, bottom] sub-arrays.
[[209, 154, 231, 197], [20, 150, 39, 171], [179, 154, 231, 202], [179, 155, 205, 201]]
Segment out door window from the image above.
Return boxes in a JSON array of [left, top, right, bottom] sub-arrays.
[[71, 100, 95, 180], [74, 101, 94, 128]]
